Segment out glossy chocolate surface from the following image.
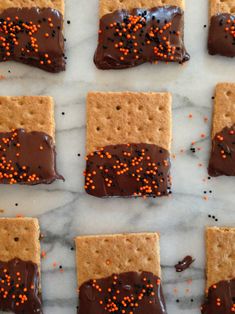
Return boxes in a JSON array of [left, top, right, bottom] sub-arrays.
[[0, 129, 63, 184], [0, 7, 65, 72], [208, 13, 235, 57], [94, 6, 189, 69], [208, 126, 235, 176], [85, 143, 171, 197], [175, 256, 194, 272], [0, 258, 42, 314], [201, 278, 235, 314], [78, 271, 167, 314]]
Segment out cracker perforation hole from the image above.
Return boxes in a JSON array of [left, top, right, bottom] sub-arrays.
[[226, 90, 232, 97], [14, 237, 19, 242], [96, 127, 101, 131], [116, 105, 121, 111], [138, 105, 143, 111]]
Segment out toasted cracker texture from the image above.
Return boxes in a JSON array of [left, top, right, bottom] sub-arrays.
[[0, 0, 64, 15], [75, 232, 161, 287], [0, 96, 55, 141], [206, 227, 235, 289], [211, 83, 235, 138], [86, 92, 172, 154], [210, 0, 235, 17], [0, 218, 41, 266], [99, 0, 184, 17]]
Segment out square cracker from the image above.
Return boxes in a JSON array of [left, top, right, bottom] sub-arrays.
[[210, 0, 235, 18], [86, 92, 172, 155], [75, 232, 161, 287], [206, 227, 235, 289], [0, 96, 55, 141], [0, 218, 41, 267], [0, 0, 64, 15], [99, 0, 184, 18], [211, 83, 235, 139]]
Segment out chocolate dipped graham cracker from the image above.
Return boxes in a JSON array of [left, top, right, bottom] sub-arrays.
[[201, 227, 235, 314], [208, 0, 235, 57], [84, 92, 172, 197], [0, 96, 63, 184], [94, 0, 190, 69], [0, 0, 65, 72], [0, 217, 42, 313], [75, 232, 167, 314], [208, 83, 235, 176]]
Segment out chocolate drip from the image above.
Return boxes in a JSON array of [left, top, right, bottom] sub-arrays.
[[201, 279, 235, 314], [208, 125, 235, 176], [0, 129, 63, 184], [84, 143, 171, 197], [0, 7, 65, 72], [208, 13, 235, 57], [0, 258, 42, 314], [78, 271, 167, 314], [94, 6, 190, 69], [174, 256, 194, 272]]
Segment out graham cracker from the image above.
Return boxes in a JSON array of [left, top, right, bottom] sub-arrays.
[[86, 92, 172, 155], [75, 232, 161, 287], [206, 227, 235, 289], [0, 96, 55, 141], [0, 0, 64, 15], [99, 0, 184, 17], [0, 218, 41, 267], [210, 0, 235, 17], [211, 83, 235, 139]]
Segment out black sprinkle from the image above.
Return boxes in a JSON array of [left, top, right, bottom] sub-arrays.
[[77, 153, 81, 157], [15, 203, 18, 206], [176, 299, 180, 303], [59, 265, 63, 269], [67, 20, 71, 24], [204, 25, 207, 28], [61, 112, 65, 115]]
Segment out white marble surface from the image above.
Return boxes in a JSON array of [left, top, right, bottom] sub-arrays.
[[0, 0, 235, 313]]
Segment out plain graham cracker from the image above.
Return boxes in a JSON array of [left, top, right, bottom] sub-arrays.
[[0, 96, 55, 141], [211, 83, 235, 139], [0, 0, 64, 15], [210, 0, 235, 17], [0, 218, 41, 267], [206, 227, 235, 289], [99, 0, 184, 17], [86, 92, 172, 155], [75, 232, 161, 287]]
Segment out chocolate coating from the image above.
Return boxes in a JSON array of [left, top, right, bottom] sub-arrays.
[[0, 7, 65, 72], [85, 143, 171, 197], [0, 258, 42, 314], [0, 129, 63, 184], [208, 13, 235, 57], [78, 271, 167, 314], [208, 126, 235, 176], [201, 279, 235, 314], [94, 6, 190, 69], [174, 256, 194, 272]]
